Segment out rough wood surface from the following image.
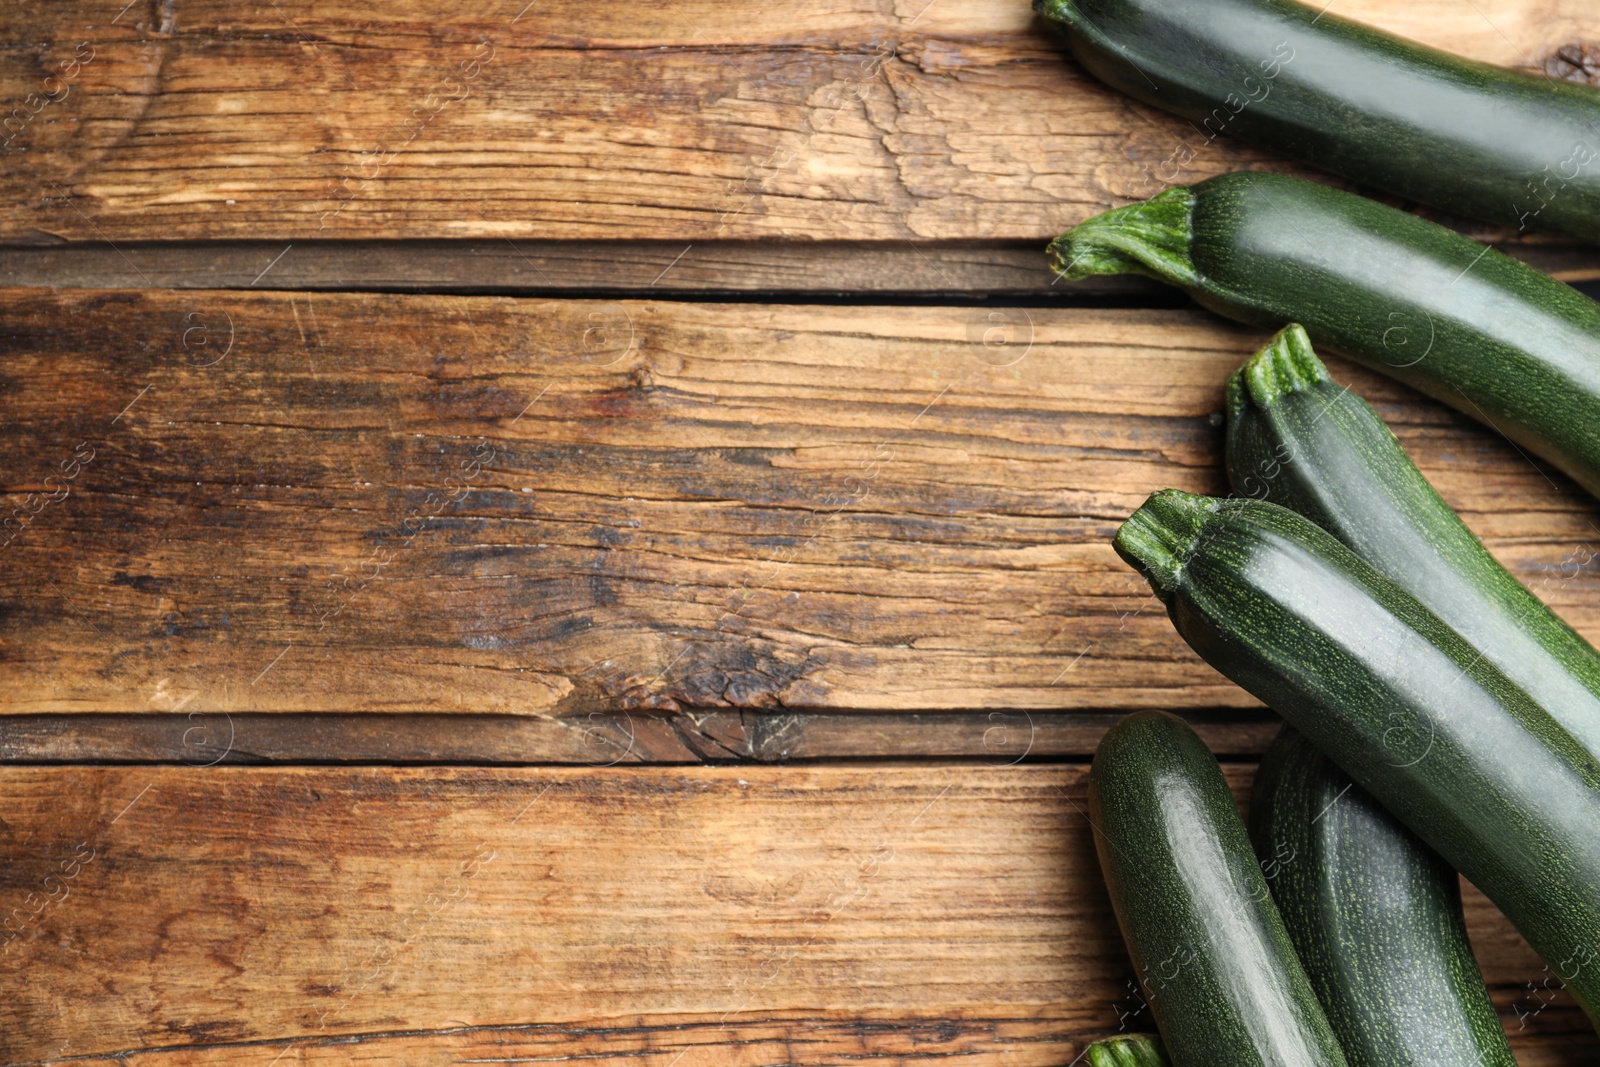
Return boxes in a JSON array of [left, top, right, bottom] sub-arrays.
[[0, 764, 1591, 1064], [4, 0, 1600, 245], [5, 286, 1599, 716]]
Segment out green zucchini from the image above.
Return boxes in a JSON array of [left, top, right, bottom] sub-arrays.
[[1227, 324, 1600, 758], [1114, 490, 1600, 1025], [1033, 0, 1600, 242], [1049, 171, 1600, 498], [1250, 725, 1516, 1067], [1089, 709, 1349, 1067], [1084, 1033, 1170, 1067]]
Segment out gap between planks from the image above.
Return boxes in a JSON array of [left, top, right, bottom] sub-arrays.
[[0, 708, 1283, 764], [1, 239, 1598, 296]]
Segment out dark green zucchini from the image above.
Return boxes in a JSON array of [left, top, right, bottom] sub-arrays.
[[1250, 726, 1516, 1067], [1089, 710, 1349, 1067], [1049, 172, 1600, 498], [1227, 324, 1600, 758], [1114, 490, 1600, 1026], [1033, 0, 1600, 242], [1084, 1033, 1170, 1067]]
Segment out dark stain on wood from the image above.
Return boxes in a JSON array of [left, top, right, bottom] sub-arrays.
[[1545, 43, 1600, 84]]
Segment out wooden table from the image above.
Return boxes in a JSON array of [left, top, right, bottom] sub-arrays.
[[2, 1, 1597, 1062]]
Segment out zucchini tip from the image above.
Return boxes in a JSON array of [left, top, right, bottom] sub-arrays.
[[1083, 1033, 1169, 1067], [1114, 488, 1214, 596], [1226, 323, 1331, 419], [1047, 187, 1200, 286]]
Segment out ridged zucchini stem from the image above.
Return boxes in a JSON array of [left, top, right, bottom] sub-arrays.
[[1084, 1033, 1170, 1067], [1047, 187, 1201, 286], [1227, 324, 1330, 417], [1113, 488, 1213, 596]]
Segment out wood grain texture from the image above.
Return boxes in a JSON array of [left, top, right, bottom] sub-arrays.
[[0, 764, 1592, 1064], [5, 286, 1599, 716], [4, 0, 1600, 246]]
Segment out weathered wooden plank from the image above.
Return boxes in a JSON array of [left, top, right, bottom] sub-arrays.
[[0, 764, 1591, 1063], [1, 238, 1596, 294], [3, 1, 1600, 244], [4, 287, 1599, 716], [0, 709, 1283, 763]]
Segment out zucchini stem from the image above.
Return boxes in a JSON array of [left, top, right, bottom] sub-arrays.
[[1048, 187, 1201, 286], [1113, 488, 1214, 596], [1084, 1033, 1170, 1066], [1226, 323, 1330, 418]]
